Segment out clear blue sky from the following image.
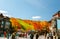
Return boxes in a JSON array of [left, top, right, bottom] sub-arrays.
[[0, 0, 60, 21]]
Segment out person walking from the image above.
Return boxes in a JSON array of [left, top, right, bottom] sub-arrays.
[[49, 32, 53, 39], [30, 32, 34, 39], [11, 32, 16, 39], [36, 32, 39, 39], [4, 31, 7, 37]]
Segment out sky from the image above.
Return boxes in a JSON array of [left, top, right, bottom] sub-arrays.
[[0, 0, 60, 21]]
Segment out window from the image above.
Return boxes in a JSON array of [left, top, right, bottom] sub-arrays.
[[57, 19, 60, 29], [5, 21, 10, 29]]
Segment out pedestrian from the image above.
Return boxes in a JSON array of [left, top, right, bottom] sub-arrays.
[[49, 32, 53, 39], [46, 33, 49, 39], [11, 32, 16, 39], [36, 32, 39, 39], [4, 31, 6, 37], [30, 32, 34, 39]]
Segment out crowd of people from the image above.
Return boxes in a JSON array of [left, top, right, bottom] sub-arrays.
[[28, 30, 45, 39], [28, 30, 58, 39], [3, 30, 58, 39]]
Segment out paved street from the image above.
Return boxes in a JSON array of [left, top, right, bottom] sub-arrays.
[[0, 35, 45, 39], [0, 35, 58, 39]]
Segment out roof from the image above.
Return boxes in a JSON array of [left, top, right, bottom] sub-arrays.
[[53, 11, 60, 17]]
